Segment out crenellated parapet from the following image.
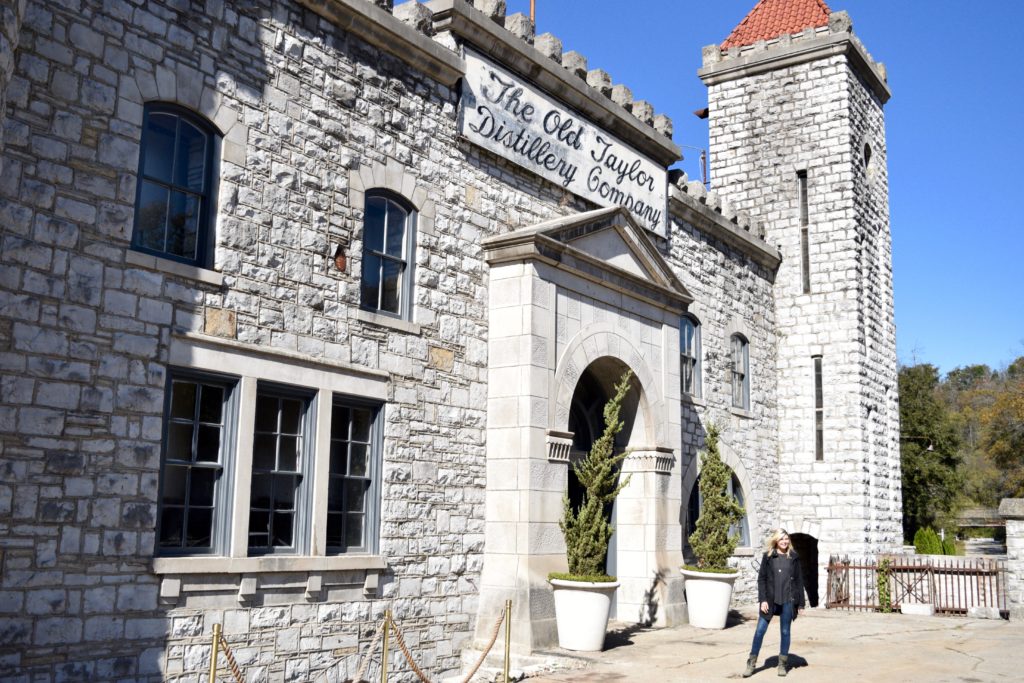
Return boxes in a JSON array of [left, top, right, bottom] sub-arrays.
[[407, 0, 676, 147], [699, 9, 890, 104]]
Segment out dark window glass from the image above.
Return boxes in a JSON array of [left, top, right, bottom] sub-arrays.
[[133, 105, 216, 266], [361, 193, 412, 317], [158, 377, 229, 553], [680, 317, 701, 398], [327, 402, 378, 553], [731, 335, 749, 410], [248, 391, 307, 552]]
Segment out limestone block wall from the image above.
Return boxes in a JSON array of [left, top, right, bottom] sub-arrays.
[[665, 206, 779, 604], [0, 0, 583, 679], [0, 0, 27, 170], [705, 48, 900, 560]]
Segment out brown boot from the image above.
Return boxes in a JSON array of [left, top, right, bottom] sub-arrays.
[[743, 655, 757, 677], [777, 654, 789, 676]]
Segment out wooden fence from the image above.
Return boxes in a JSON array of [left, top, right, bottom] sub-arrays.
[[825, 554, 1008, 617]]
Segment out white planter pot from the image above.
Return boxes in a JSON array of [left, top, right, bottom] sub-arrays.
[[549, 578, 620, 651], [680, 568, 738, 629]]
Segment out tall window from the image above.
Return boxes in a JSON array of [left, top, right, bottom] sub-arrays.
[[158, 372, 236, 554], [249, 387, 313, 553], [814, 355, 824, 460], [327, 400, 382, 554], [680, 316, 701, 398], [133, 104, 218, 266], [798, 170, 810, 294], [361, 192, 415, 318], [730, 334, 749, 410]]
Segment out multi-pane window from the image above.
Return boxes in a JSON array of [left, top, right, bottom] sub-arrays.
[[158, 374, 235, 554], [814, 355, 824, 460], [327, 401, 381, 553], [361, 192, 415, 318], [157, 368, 384, 559], [133, 104, 218, 266], [680, 316, 701, 398], [731, 334, 750, 410], [249, 389, 311, 553]]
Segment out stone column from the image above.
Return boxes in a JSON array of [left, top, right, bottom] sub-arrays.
[[999, 498, 1024, 622], [474, 261, 563, 652]]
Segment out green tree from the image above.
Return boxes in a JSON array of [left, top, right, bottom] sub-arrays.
[[899, 364, 962, 541], [559, 371, 633, 578], [982, 365, 1024, 497], [688, 425, 745, 571]]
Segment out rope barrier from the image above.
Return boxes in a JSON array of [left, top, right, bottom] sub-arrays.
[[352, 616, 387, 683], [458, 607, 506, 683], [218, 634, 246, 683], [386, 615, 433, 683], [206, 601, 513, 683]]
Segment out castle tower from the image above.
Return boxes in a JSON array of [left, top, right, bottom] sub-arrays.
[[699, 0, 901, 575]]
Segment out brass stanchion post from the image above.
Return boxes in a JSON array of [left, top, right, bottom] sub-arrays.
[[380, 610, 391, 683], [503, 600, 512, 683], [208, 623, 221, 683]]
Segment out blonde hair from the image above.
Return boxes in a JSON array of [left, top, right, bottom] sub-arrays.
[[762, 528, 793, 557]]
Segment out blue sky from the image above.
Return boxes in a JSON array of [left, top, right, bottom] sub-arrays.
[[503, 1, 1024, 375]]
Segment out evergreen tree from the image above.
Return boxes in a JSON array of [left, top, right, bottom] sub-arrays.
[[688, 425, 744, 571], [559, 371, 633, 578]]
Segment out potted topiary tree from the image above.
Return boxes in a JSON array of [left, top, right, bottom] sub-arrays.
[[548, 371, 634, 651], [680, 424, 745, 629]]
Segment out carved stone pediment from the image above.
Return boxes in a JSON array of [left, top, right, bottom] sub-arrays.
[[482, 206, 692, 313]]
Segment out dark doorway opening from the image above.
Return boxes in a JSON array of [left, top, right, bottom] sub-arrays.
[[789, 533, 819, 607]]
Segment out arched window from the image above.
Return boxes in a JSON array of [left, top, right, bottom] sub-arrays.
[[361, 191, 416, 318], [687, 471, 751, 548], [730, 334, 750, 410], [680, 315, 701, 399], [132, 104, 218, 266]]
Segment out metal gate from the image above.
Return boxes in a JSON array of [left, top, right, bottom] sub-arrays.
[[826, 554, 1008, 617]]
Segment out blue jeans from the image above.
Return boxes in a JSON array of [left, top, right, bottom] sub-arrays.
[[749, 602, 794, 657]]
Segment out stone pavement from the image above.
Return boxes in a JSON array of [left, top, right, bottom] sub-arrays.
[[519, 606, 1020, 682]]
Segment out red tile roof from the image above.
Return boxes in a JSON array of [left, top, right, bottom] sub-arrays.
[[721, 0, 831, 49]]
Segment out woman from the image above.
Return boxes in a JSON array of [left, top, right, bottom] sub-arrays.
[[743, 529, 805, 677]]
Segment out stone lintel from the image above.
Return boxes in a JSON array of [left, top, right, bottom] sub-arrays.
[[698, 31, 891, 105], [669, 187, 781, 271], [425, 0, 680, 166], [295, 0, 464, 85]]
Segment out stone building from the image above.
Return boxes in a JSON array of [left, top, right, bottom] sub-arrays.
[[0, 0, 900, 680]]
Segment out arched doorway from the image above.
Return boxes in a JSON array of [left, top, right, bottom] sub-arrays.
[[789, 533, 819, 607], [566, 357, 641, 617]]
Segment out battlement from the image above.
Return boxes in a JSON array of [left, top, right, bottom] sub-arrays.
[[699, 10, 890, 104], [403, 0, 677, 147]]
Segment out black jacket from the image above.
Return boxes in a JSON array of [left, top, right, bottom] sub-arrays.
[[757, 550, 806, 609]]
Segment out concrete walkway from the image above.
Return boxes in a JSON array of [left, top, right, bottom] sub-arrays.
[[522, 607, 1020, 682]]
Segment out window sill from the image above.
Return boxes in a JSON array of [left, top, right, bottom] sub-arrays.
[[732, 546, 755, 557], [125, 249, 224, 287], [730, 406, 754, 419], [682, 394, 707, 408], [152, 554, 388, 575], [356, 308, 421, 335]]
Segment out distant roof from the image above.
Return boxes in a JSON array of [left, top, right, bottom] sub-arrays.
[[721, 0, 832, 49]]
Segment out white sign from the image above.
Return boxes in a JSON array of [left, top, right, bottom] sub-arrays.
[[459, 49, 667, 236]]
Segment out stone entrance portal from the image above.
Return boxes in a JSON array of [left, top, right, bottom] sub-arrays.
[[474, 208, 692, 654]]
